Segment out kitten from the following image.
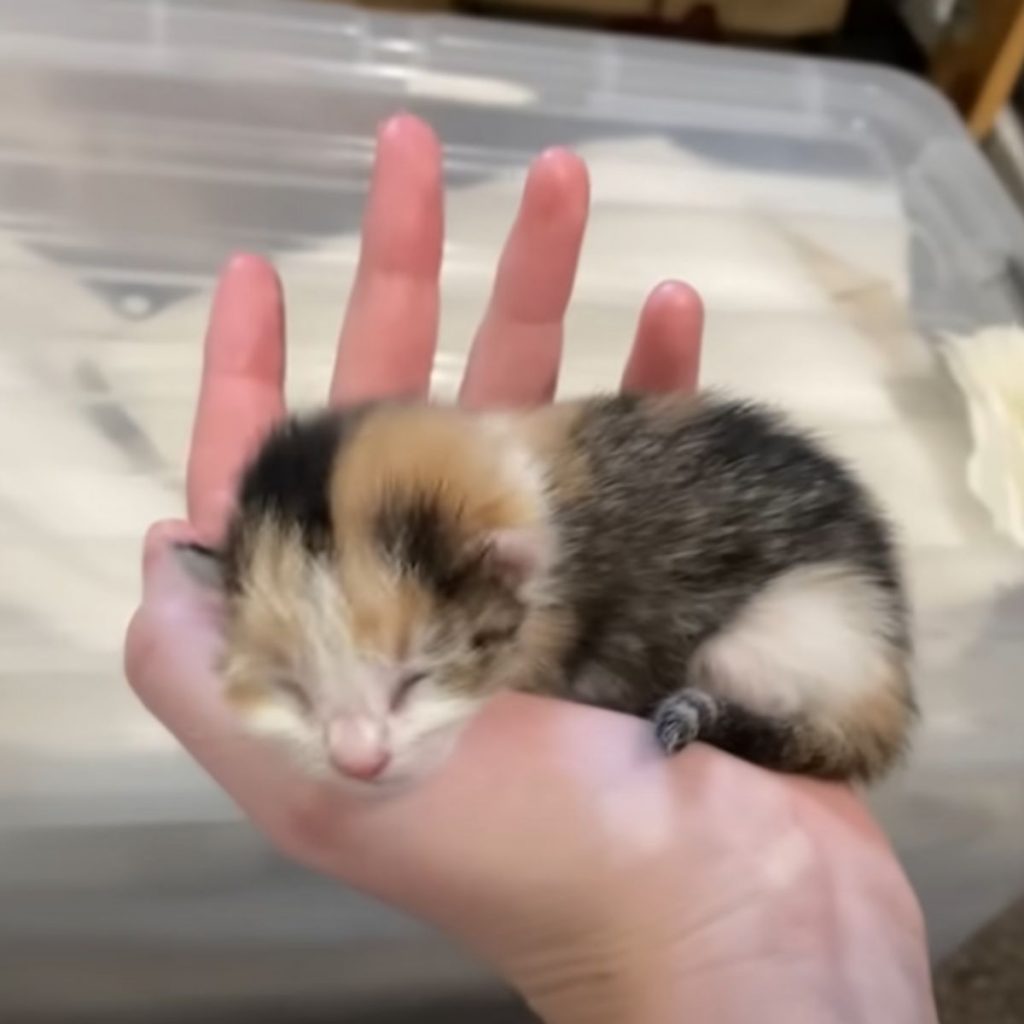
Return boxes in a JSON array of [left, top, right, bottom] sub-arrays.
[[178, 394, 914, 787]]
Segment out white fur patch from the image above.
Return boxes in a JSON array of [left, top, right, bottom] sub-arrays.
[[477, 414, 557, 601], [691, 562, 896, 715], [480, 413, 546, 510], [386, 685, 486, 781], [240, 699, 328, 776], [234, 556, 488, 787]]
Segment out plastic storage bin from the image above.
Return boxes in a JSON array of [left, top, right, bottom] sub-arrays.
[[1, 0, 1022, 1017]]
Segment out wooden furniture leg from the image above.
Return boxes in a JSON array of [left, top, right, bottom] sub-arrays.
[[931, 0, 1024, 139]]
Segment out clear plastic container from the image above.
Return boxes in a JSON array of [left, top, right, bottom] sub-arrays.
[[1, 0, 1022, 1016]]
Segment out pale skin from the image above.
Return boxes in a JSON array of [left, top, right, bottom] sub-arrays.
[[125, 115, 939, 1023]]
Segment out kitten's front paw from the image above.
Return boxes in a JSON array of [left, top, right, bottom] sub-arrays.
[[653, 689, 717, 754]]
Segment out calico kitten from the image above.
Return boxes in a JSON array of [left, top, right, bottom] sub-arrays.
[[179, 394, 914, 786]]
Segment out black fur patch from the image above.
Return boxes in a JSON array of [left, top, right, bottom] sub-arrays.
[[373, 489, 477, 599], [235, 412, 345, 549], [221, 406, 372, 592], [555, 393, 910, 716], [653, 688, 885, 781]]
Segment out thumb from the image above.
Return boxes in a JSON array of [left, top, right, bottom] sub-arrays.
[[125, 519, 230, 732]]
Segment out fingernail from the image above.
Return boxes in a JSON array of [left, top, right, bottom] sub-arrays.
[[377, 112, 433, 146], [142, 519, 195, 578], [652, 280, 703, 313], [525, 148, 588, 218], [377, 113, 407, 141]]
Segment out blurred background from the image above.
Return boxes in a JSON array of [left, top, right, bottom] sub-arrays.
[[0, 1, 1022, 1021]]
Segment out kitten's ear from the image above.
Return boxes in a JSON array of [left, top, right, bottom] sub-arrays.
[[172, 541, 226, 592], [483, 527, 549, 594]]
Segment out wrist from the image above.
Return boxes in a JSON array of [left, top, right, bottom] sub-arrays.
[[503, 894, 791, 1024], [502, 821, 936, 1024]]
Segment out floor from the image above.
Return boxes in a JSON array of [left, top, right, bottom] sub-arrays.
[[935, 896, 1024, 1024]]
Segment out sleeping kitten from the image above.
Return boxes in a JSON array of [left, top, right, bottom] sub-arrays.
[[178, 393, 914, 787]]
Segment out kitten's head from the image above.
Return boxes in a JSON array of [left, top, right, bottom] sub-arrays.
[[178, 404, 554, 789]]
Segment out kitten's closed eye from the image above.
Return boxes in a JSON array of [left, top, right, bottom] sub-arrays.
[[276, 678, 313, 714], [391, 670, 428, 711], [471, 626, 517, 649]]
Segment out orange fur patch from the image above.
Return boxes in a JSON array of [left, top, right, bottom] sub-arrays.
[[518, 401, 591, 503], [330, 404, 541, 545], [794, 657, 914, 780], [225, 678, 278, 714], [324, 403, 552, 665], [342, 553, 433, 660], [845, 662, 915, 764]]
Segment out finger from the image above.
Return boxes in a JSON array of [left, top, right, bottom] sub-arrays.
[[330, 115, 443, 404], [187, 254, 286, 541], [621, 281, 703, 395], [127, 548, 227, 722], [128, 520, 240, 725], [459, 149, 589, 409], [141, 519, 195, 581]]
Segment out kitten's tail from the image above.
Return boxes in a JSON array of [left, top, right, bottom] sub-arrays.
[[655, 672, 915, 783]]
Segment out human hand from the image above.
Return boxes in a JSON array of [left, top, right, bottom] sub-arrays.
[[125, 115, 936, 1023]]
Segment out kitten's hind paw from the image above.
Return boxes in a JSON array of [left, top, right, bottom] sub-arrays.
[[653, 688, 719, 754]]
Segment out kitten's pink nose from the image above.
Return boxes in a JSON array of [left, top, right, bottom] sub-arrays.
[[326, 716, 391, 781]]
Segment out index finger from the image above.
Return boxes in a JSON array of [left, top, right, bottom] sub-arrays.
[[187, 254, 286, 541]]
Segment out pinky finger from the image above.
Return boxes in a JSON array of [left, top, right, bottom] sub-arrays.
[[621, 281, 703, 396]]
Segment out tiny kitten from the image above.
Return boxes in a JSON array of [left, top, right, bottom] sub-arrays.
[[178, 393, 914, 787]]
